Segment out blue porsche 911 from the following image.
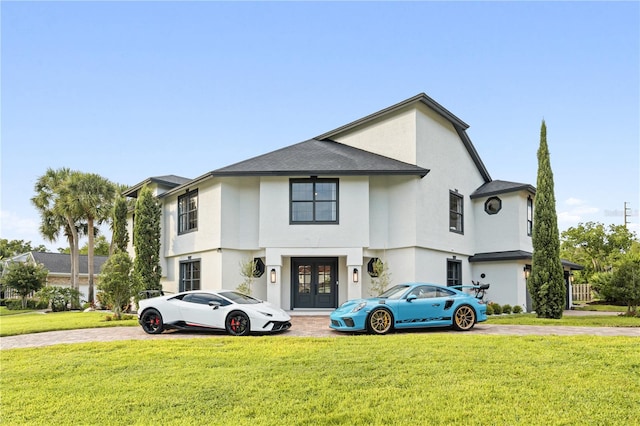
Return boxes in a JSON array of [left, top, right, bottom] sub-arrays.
[[329, 283, 489, 334]]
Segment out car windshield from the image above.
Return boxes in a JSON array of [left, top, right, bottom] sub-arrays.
[[377, 285, 411, 300], [219, 291, 261, 304]]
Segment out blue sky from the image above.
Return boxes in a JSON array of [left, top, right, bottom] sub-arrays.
[[1, 1, 639, 251]]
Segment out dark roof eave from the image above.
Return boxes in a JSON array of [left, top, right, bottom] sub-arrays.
[[470, 185, 537, 199], [469, 250, 584, 270], [160, 169, 429, 198]]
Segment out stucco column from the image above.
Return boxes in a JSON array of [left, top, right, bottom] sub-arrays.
[[266, 265, 281, 308], [348, 265, 363, 301]]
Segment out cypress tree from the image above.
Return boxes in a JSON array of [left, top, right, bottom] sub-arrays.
[[529, 120, 565, 318], [111, 195, 129, 254], [133, 185, 162, 291]]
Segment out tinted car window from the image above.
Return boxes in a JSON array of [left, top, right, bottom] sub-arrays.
[[183, 293, 230, 306], [378, 285, 411, 300], [219, 291, 261, 304]]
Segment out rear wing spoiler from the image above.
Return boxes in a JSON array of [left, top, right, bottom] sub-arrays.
[[451, 284, 490, 291]]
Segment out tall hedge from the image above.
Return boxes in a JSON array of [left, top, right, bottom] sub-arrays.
[[529, 120, 565, 318], [133, 185, 162, 291]]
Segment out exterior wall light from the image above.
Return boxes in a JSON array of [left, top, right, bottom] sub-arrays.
[[270, 268, 276, 284], [353, 268, 359, 283], [523, 265, 532, 279]]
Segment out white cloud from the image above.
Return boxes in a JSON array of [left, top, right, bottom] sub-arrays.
[[557, 198, 600, 228], [0, 210, 51, 248], [565, 197, 585, 207]]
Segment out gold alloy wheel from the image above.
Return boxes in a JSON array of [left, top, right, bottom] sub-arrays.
[[453, 305, 476, 331], [369, 309, 392, 334]]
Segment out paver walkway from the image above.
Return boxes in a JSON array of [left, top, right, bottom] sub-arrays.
[[2, 314, 638, 350]]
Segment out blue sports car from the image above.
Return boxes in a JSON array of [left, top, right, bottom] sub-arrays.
[[330, 283, 489, 334]]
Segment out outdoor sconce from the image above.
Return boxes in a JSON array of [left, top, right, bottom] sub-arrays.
[[353, 268, 359, 283], [270, 268, 276, 284], [523, 265, 532, 279]]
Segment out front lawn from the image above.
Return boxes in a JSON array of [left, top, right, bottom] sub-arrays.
[[486, 313, 639, 327], [1, 335, 638, 425], [0, 311, 138, 337]]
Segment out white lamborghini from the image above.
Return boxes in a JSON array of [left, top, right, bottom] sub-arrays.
[[137, 290, 292, 336]]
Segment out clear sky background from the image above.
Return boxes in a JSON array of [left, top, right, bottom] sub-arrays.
[[1, 1, 639, 251]]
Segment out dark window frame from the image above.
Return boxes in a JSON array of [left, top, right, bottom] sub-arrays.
[[179, 259, 201, 292], [527, 196, 533, 237], [449, 191, 464, 234], [446, 259, 462, 287], [484, 196, 502, 215], [290, 178, 339, 224], [178, 189, 198, 235]]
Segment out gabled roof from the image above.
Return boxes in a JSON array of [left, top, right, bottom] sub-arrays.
[[469, 250, 583, 270], [161, 139, 429, 197], [124, 175, 191, 198], [5, 252, 109, 275], [470, 180, 536, 199], [316, 93, 491, 183]]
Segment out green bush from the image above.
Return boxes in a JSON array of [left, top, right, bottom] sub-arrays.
[[4, 298, 47, 310], [491, 303, 503, 315], [502, 304, 512, 314], [513, 305, 523, 314], [485, 303, 494, 315]]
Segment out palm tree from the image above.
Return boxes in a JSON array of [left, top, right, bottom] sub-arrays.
[[32, 168, 82, 292], [68, 172, 116, 303]]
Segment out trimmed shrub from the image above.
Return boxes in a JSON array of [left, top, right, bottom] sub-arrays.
[[513, 305, 523, 314], [502, 304, 512, 314], [485, 304, 494, 315], [491, 303, 503, 315]]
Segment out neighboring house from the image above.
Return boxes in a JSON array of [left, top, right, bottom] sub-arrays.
[[124, 93, 581, 312], [1, 252, 108, 301]]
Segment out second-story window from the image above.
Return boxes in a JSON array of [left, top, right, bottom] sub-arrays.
[[178, 189, 198, 234], [527, 196, 533, 236], [290, 178, 338, 224], [449, 191, 464, 234]]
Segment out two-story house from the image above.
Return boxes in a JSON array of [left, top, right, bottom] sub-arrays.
[[124, 93, 581, 312]]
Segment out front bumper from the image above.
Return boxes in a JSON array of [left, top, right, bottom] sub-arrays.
[[329, 312, 368, 332]]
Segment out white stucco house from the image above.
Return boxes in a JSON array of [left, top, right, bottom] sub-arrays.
[[124, 93, 581, 312]]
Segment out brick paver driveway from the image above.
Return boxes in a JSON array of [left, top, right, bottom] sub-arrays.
[[2, 314, 638, 350]]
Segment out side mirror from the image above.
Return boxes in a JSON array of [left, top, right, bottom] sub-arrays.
[[209, 301, 221, 310], [406, 294, 417, 303]]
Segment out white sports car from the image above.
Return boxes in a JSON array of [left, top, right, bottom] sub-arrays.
[[137, 290, 292, 336]]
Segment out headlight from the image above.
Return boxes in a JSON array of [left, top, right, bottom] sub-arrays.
[[352, 302, 367, 313]]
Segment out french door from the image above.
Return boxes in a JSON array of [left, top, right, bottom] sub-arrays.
[[292, 258, 338, 309]]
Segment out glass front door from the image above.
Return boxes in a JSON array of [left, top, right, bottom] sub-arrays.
[[292, 258, 338, 309]]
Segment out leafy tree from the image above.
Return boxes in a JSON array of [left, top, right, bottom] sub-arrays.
[[610, 254, 640, 314], [57, 235, 111, 256], [111, 193, 130, 254], [133, 185, 162, 291], [529, 120, 565, 319], [68, 172, 116, 304], [98, 251, 141, 319], [560, 222, 636, 282], [1, 261, 48, 308], [237, 258, 257, 295], [369, 258, 392, 296], [0, 239, 47, 259]]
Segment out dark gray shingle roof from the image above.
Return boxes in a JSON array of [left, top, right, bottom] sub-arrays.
[[30, 252, 109, 274], [124, 175, 192, 198], [471, 180, 536, 199], [205, 139, 429, 177]]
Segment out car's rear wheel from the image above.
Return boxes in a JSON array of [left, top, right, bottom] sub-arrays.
[[453, 305, 476, 331], [140, 308, 164, 334], [226, 311, 251, 336], [367, 308, 393, 334]]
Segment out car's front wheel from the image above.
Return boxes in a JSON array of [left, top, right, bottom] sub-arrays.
[[140, 308, 164, 334], [453, 305, 476, 331], [226, 311, 251, 336], [367, 308, 393, 334]]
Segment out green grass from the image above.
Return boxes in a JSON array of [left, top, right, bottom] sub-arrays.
[[1, 335, 639, 425], [572, 303, 627, 312], [0, 311, 138, 337], [0, 306, 34, 316], [486, 313, 640, 327]]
